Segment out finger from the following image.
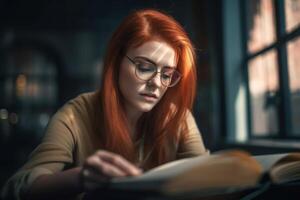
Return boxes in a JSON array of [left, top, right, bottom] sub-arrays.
[[97, 151, 142, 175], [85, 156, 127, 177], [96, 150, 142, 176]]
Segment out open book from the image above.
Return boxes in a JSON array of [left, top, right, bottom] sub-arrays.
[[94, 150, 300, 197]]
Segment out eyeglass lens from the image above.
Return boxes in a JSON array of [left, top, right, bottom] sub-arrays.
[[135, 61, 180, 87]]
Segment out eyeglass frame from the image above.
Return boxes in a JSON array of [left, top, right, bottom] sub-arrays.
[[125, 55, 182, 87]]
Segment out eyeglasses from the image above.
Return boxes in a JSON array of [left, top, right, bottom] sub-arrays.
[[126, 55, 182, 87]]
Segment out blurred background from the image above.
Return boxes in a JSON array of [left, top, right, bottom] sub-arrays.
[[0, 0, 299, 188]]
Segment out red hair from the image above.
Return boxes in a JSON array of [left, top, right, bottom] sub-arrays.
[[98, 9, 197, 168]]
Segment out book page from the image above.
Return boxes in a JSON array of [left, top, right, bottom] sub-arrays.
[[254, 153, 290, 172], [108, 150, 263, 193], [266, 153, 300, 183], [108, 154, 213, 190]]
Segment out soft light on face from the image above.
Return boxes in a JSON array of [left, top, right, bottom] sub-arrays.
[[119, 40, 177, 115]]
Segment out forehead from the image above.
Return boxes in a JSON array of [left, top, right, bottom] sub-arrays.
[[127, 40, 177, 67]]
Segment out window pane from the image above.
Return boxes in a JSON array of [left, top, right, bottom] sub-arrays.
[[249, 50, 279, 136], [287, 37, 300, 135], [247, 0, 276, 53], [285, 0, 300, 32]]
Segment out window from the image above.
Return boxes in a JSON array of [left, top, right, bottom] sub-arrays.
[[243, 0, 300, 138]]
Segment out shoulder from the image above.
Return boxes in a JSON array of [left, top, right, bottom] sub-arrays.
[[50, 91, 100, 129], [60, 91, 99, 114], [184, 110, 197, 127], [174, 109, 197, 127], [44, 91, 100, 143], [67, 91, 98, 107]]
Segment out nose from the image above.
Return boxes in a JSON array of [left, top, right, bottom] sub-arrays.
[[147, 72, 162, 88]]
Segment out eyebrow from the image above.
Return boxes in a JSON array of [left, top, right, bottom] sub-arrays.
[[134, 56, 176, 69]]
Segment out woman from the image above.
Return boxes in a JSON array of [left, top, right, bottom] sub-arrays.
[[1, 9, 208, 200]]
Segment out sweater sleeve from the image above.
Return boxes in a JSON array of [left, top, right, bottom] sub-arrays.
[[1, 104, 77, 200], [176, 111, 209, 159]]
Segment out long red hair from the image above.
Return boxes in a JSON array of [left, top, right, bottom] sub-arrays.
[[98, 9, 197, 168]]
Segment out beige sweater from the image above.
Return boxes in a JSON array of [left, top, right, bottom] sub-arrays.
[[1, 91, 208, 200]]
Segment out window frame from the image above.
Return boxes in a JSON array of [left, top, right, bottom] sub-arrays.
[[241, 0, 300, 139]]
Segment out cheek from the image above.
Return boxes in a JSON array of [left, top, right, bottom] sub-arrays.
[[119, 64, 140, 95]]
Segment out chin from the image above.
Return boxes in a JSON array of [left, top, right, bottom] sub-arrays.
[[136, 103, 156, 112]]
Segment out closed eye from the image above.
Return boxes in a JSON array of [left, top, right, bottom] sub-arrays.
[[136, 62, 156, 72]]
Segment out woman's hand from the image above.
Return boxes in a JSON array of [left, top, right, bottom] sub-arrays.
[[80, 150, 142, 191]]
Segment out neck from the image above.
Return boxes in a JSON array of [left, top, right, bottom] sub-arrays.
[[124, 105, 143, 140]]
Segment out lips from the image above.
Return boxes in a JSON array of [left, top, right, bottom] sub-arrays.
[[140, 93, 158, 102], [140, 93, 158, 99]]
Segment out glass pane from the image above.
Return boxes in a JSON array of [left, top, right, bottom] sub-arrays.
[[249, 50, 279, 136], [285, 0, 300, 32], [287, 37, 300, 135], [247, 0, 276, 53]]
